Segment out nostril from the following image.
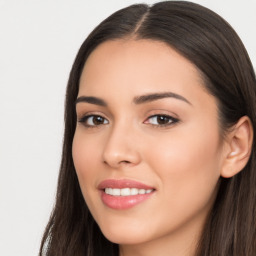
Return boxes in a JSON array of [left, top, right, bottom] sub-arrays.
[[103, 159, 131, 166], [121, 160, 131, 164]]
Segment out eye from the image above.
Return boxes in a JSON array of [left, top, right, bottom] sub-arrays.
[[145, 114, 179, 127], [78, 115, 109, 127]]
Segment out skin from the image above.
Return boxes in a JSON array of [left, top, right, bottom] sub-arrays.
[[72, 39, 238, 255]]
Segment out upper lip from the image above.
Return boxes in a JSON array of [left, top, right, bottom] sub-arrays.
[[98, 179, 155, 190]]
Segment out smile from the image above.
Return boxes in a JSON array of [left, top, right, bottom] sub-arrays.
[[98, 179, 155, 209], [105, 188, 153, 196]]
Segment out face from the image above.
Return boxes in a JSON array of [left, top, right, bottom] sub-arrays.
[[72, 39, 225, 251]]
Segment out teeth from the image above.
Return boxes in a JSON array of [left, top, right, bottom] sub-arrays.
[[105, 188, 153, 196], [131, 188, 138, 195], [139, 189, 145, 194], [112, 188, 120, 196], [120, 188, 130, 196]]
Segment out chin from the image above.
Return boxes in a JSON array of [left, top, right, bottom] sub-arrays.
[[99, 222, 152, 245], [104, 233, 148, 245]]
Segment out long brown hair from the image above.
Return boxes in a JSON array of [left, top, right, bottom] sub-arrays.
[[40, 1, 256, 255]]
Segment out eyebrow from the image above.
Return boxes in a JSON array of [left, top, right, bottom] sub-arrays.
[[75, 96, 107, 106], [75, 92, 192, 106], [133, 92, 192, 105]]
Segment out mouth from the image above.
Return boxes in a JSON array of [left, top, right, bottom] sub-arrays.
[[98, 179, 155, 210], [105, 187, 153, 196]]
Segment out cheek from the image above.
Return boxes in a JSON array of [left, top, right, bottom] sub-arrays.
[[144, 125, 222, 210], [72, 132, 101, 191], [146, 126, 221, 173], [72, 131, 105, 217]]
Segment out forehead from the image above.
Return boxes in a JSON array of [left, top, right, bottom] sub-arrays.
[[78, 39, 212, 107], [80, 39, 203, 88]]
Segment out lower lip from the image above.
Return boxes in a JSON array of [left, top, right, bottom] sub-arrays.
[[101, 191, 153, 210]]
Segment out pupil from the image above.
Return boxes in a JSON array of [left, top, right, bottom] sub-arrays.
[[157, 116, 169, 124], [93, 116, 104, 125]]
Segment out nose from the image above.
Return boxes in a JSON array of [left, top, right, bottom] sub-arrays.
[[102, 123, 141, 169]]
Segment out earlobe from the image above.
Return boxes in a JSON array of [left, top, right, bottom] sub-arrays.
[[221, 116, 253, 178]]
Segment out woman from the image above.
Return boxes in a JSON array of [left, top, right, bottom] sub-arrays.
[[40, 1, 256, 255]]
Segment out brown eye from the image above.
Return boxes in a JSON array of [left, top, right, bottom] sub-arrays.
[[146, 115, 179, 127], [79, 115, 109, 127], [91, 116, 105, 125], [157, 116, 171, 125]]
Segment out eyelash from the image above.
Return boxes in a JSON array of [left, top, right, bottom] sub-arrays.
[[145, 114, 179, 127], [78, 115, 109, 128], [78, 113, 179, 129]]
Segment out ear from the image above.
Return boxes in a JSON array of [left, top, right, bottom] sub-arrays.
[[221, 116, 253, 178]]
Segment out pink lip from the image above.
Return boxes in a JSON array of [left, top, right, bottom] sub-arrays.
[[98, 179, 155, 210], [98, 179, 154, 190]]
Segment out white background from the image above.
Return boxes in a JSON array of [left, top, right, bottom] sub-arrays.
[[0, 1, 255, 255]]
